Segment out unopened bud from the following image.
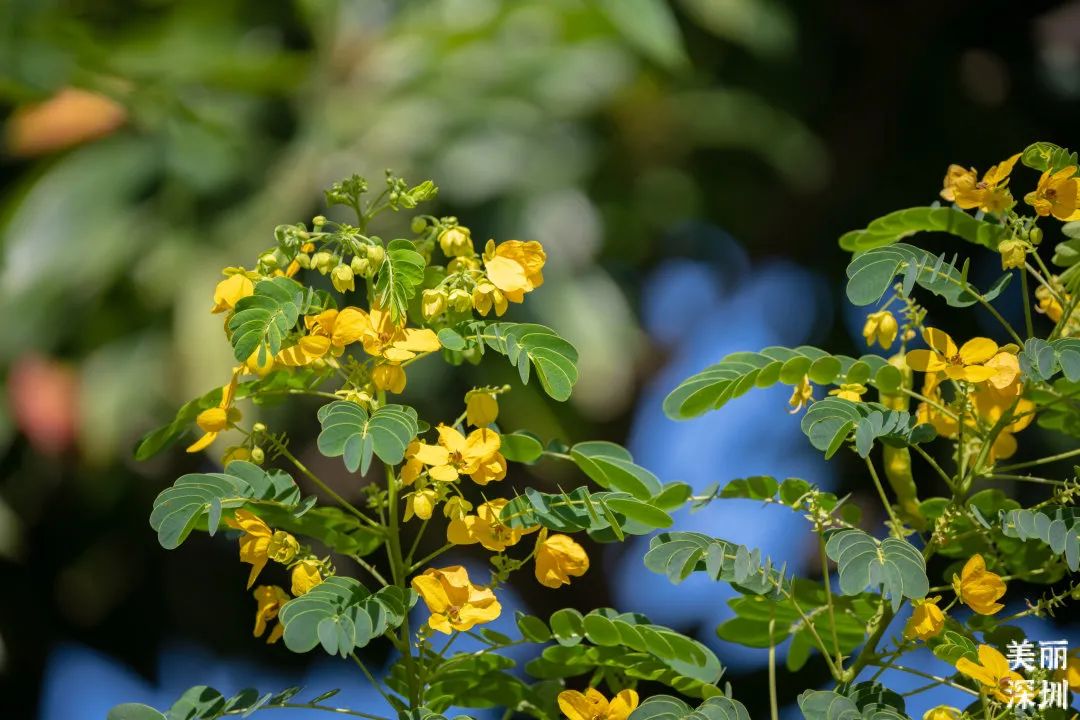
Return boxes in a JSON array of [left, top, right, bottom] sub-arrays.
[[312, 251, 334, 274], [350, 255, 369, 276], [411, 217, 428, 234], [367, 245, 385, 270], [439, 226, 473, 257], [312, 215, 327, 228], [259, 252, 279, 270], [448, 288, 472, 313], [331, 264, 356, 293], [252, 422, 267, 434], [422, 288, 447, 319], [295, 253, 311, 269], [1029, 226, 1043, 245], [250, 447, 265, 464]]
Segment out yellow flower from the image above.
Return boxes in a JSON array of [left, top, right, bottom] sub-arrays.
[[946, 154, 1020, 213], [466, 391, 499, 427], [482, 239, 546, 303], [290, 559, 324, 596], [557, 689, 639, 720], [983, 351, 1020, 390], [535, 532, 590, 588], [923, 707, 961, 720], [829, 383, 866, 402], [904, 596, 945, 641], [906, 328, 999, 383], [439, 226, 473, 257], [422, 289, 447, 320], [956, 644, 1024, 703], [211, 273, 254, 314], [411, 565, 501, 633], [863, 310, 898, 350], [407, 426, 507, 485], [443, 496, 472, 520], [252, 585, 290, 644], [1036, 283, 1067, 323], [788, 376, 813, 414], [404, 488, 437, 521], [225, 509, 299, 588], [276, 307, 369, 365], [187, 369, 242, 453], [997, 239, 1026, 270], [952, 554, 1006, 615], [1025, 165, 1080, 220], [372, 364, 407, 394], [447, 499, 538, 551], [472, 281, 508, 317], [941, 164, 976, 203]]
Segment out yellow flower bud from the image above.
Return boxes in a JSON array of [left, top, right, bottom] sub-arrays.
[[534, 532, 589, 588], [862, 311, 898, 350], [290, 559, 323, 596], [366, 245, 385, 270], [997, 239, 1026, 270], [350, 256, 369, 276], [312, 251, 334, 274], [422, 289, 447, 319], [331, 264, 355, 293], [447, 288, 472, 313], [466, 392, 498, 427], [267, 531, 298, 564], [443, 496, 472, 520], [373, 364, 407, 394], [252, 422, 267, 434], [222, 446, 251, 465], [294, 252, 311, 269], [439, 226, 473, 257], [405, 489, 437, 521], [923, 708, 961, 720], [250, 447, 265, 464], [903, 596, 945, 641], [258, 252, 279, 270], [1029, 226, 1043, 245]]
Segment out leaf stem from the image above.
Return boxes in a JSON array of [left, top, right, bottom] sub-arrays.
[[994, 446, 1080, 473], [818, 535, 842, 666], [865, 457, 904, 538], [768, 615, 779, 720]]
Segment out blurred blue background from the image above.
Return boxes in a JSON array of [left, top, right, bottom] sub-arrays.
[[3, 0, 1080, 717]]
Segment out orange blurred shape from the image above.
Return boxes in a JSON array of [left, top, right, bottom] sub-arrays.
[[8, 354, 79, 455], [6, 87, 127, 157]]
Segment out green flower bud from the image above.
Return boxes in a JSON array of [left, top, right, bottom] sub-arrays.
[[351, 256, 370, 276], [252, 422, 267, 434], [448, 288, 472, 313], [312, 251, 334, 274], [411, 217, 428, 234], [295, 252, 311, 269], [422, 288, 447, 319], [331, 264, 356, 293], [312, 215, 327, 228], [250, 447, 265, 464], [259, 252, 280, 270], [1029, 226, 1043, 245], [367, 245, 385, 270]]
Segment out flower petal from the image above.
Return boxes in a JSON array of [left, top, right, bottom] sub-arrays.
[[958, 337, 998, 365]]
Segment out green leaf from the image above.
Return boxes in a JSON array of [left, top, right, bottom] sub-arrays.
[[374, 239, 425, 321], [168, 686, 226, 720], [420, 653, 528, 713], [317, 401, 419, 474], [257, 505, 383, 558], [499, 431, 544, 463], [644, 531, 786, 596], [529, 608, 724, 692], [664, 346, 902, 419], [1000, 506, 1080, 570], [825, 529, 928, 611], [845, 243, 1010, 308], [720, 475, 780, 500], [630, 695, 750, 720], [839, 681, 906, 716], [929, 630, 978, 665], [482, 323, 579, 401], [227, 277, 304, 363], [570, 441, 662, 500], [801, 398, 935, 459], [107, 705, 167, 720], [149, 462, 301, 549], [500, 487, 672, 539], [798, 690, 911, 720], [838, 206, 1005, 253], [437, 327, 467, 351], [596, 0, 688, 70], [515, 612, 553, 643], [1019, 338, 1080, 383], [1021, 141, 1079, 174], [278, 577, 414, 656]]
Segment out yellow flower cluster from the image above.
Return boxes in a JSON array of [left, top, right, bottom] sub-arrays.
[[224, 509, 326, 643]]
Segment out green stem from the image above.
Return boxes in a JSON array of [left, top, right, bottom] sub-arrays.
[[231, 704, 388, 720], [383, 458, 420, 708], [911, 444, 956, 492], [840, 602, 896, 684], [349, 553, 390, 586], [871, 661, 978, 696], [976, 296, 1024, 346], [818, 535, 842, 665], [865, 457, 904, 537], [409, 543, 454, 574], [350, 652, 397, 709], [1021, 269, 1035, 339], [995, 446, 1080, 473], [267, 435, 381, 530], [784, 588, 843, 680], [768, 615, 780, 720]]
